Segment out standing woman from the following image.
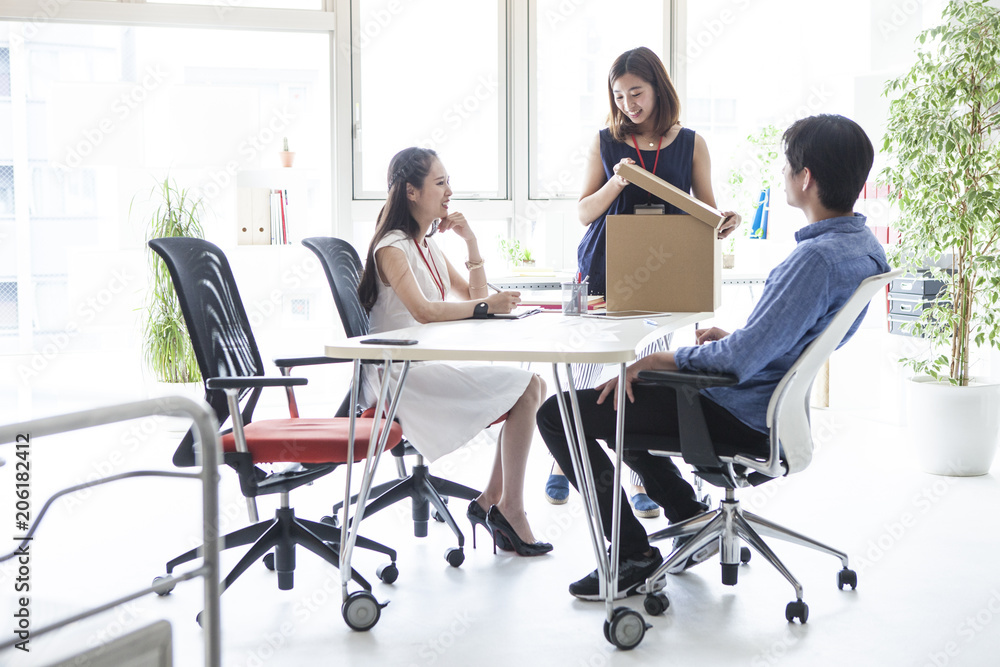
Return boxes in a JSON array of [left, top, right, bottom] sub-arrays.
[[358, 146, 551, 557], [546, 46, 742, 514], [577, 45, 741, 297]]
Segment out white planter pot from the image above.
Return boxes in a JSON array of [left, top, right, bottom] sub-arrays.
[[907, 376, 1000, 476]]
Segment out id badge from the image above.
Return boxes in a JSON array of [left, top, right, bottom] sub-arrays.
[[633, 203, 665, 215]]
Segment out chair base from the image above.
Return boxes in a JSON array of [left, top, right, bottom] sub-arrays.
[[164, 507, 396, 594], [645, 490, 852, 613], [334, 462, 480, 546]]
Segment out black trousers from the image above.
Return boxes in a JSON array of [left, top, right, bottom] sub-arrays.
[[536, 384, 768, 559]]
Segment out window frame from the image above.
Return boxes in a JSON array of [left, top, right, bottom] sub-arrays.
[[349, 0, 510, 201], [525, 0, 675, 200]]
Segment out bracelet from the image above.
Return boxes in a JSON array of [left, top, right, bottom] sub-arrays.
[[465, 259, 485, 270], [469, 282, 488, 290]]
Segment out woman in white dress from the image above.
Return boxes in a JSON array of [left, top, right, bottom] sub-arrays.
[[358, 147, 551, 557]]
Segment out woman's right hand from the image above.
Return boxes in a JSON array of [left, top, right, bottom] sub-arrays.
[[485, 290, 521, 314], [611, 157, 636, 188]]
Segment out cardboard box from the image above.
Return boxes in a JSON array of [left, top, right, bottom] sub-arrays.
[[605, 163, 725, 313]]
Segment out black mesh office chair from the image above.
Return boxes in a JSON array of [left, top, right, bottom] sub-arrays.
[[302, 236, 480, 567], [148, 237, 405, 627], [627, 269, 901, 635]]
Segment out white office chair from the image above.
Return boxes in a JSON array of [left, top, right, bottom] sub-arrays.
[[634, 268, 902, 623]]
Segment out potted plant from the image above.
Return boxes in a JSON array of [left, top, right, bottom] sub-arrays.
[[498, 237, 528, 268], [881, 0, 1000, 476], [137, 178, 204, 386], [724, 124, 781, 267]]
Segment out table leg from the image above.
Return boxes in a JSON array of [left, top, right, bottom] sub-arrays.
[[340, 359, 410, 597], [551, 362, 629, 623]]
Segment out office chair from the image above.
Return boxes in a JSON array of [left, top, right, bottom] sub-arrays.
[[633, 268, 901, 624], [148, 237, 405, 628], [302, 236, 481, 567]]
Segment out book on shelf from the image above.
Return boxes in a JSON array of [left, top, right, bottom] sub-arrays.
[[237, 187, 291, 245]]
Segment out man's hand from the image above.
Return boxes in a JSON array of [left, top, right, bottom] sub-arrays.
[[695, 327, 730, 345], [595, 351, 676, 410]]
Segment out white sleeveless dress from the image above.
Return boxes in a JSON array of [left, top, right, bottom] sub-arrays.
[[362, 230, 533, 462]]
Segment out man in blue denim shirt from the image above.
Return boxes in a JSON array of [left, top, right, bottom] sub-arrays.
[[538, 114, 890, 600]]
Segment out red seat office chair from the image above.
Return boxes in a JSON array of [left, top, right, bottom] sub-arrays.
[[148, 237, 404, 630], [302, 236, 482, 567]]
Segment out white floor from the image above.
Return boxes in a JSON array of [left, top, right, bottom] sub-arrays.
[[5, 391, 1000, 667]]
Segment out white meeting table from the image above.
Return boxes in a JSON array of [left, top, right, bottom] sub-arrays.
[[324, 310, 709, 646]]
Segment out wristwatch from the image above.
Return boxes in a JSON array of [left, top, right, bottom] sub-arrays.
[[473, 302, 489, 319]]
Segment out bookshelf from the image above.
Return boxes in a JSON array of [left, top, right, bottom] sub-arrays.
[[236, 169, 321, 246]]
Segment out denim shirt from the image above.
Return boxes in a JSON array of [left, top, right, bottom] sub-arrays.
[[674, 213, 890, 434]]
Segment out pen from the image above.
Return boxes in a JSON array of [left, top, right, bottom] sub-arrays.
[[487, 282, 502, 293]]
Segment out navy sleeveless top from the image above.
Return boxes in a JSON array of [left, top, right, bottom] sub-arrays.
[[577, 126, 696, 295]]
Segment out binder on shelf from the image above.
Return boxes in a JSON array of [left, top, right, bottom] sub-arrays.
[[250, 187, 271, 245]]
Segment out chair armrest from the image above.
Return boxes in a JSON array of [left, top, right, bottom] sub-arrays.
[[273, 356, 350, 369], [635, 369, 737, 469], [637, 369, 738, 388], [206, 376, 308, 390]]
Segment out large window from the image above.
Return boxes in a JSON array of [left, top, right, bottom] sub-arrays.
[[530, 0, 667, 199], [354, 0, 506, 199], [683, 0, 933, 243], [1, 19, 331, 354]]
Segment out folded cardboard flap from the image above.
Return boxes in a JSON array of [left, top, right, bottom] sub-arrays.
[[617, 163, 725, 229]]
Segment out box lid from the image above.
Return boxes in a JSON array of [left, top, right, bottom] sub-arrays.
[[617, 162, 725, 229]]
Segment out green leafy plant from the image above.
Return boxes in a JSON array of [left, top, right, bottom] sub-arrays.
[[137, 178, 204, 383], [498, 237, 529, 265], [724, 124, 782, 252], [881, 0, 1000, 386]]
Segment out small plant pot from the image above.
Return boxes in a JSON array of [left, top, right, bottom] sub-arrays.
[[723, 253, 735, 269], [279, 151, 296, 168]]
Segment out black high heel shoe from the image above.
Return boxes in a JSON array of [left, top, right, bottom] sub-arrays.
[[466, 499, 491, 550], [485, 506, 553, 557]]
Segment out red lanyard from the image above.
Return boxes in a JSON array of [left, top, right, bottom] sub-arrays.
[[413, 239, 446, 300], [630, 134, 663, 173], [631, 134, 664, 203]]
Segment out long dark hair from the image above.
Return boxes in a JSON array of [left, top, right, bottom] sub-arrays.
[[358, 147, 439, 312], [606, 46, 681, 143]]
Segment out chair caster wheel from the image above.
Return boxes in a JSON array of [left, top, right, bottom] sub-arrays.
[[740, 547, 752, 564], [432, 510, 447, 523], [377, 562, 399, 584], [444, 547, 465, 567], [785, 600, 809, 623], [152, 576, 175, 596], [342, 591, 386, 631], [837, 568, 857, 590], [321, 515, 339, 528], [263, 552, 275, 571], [643, 592, 669, 616], [604, 606, 647, 650]]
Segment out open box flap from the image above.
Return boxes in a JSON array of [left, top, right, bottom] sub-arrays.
[[618, 162, 726, 229]]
